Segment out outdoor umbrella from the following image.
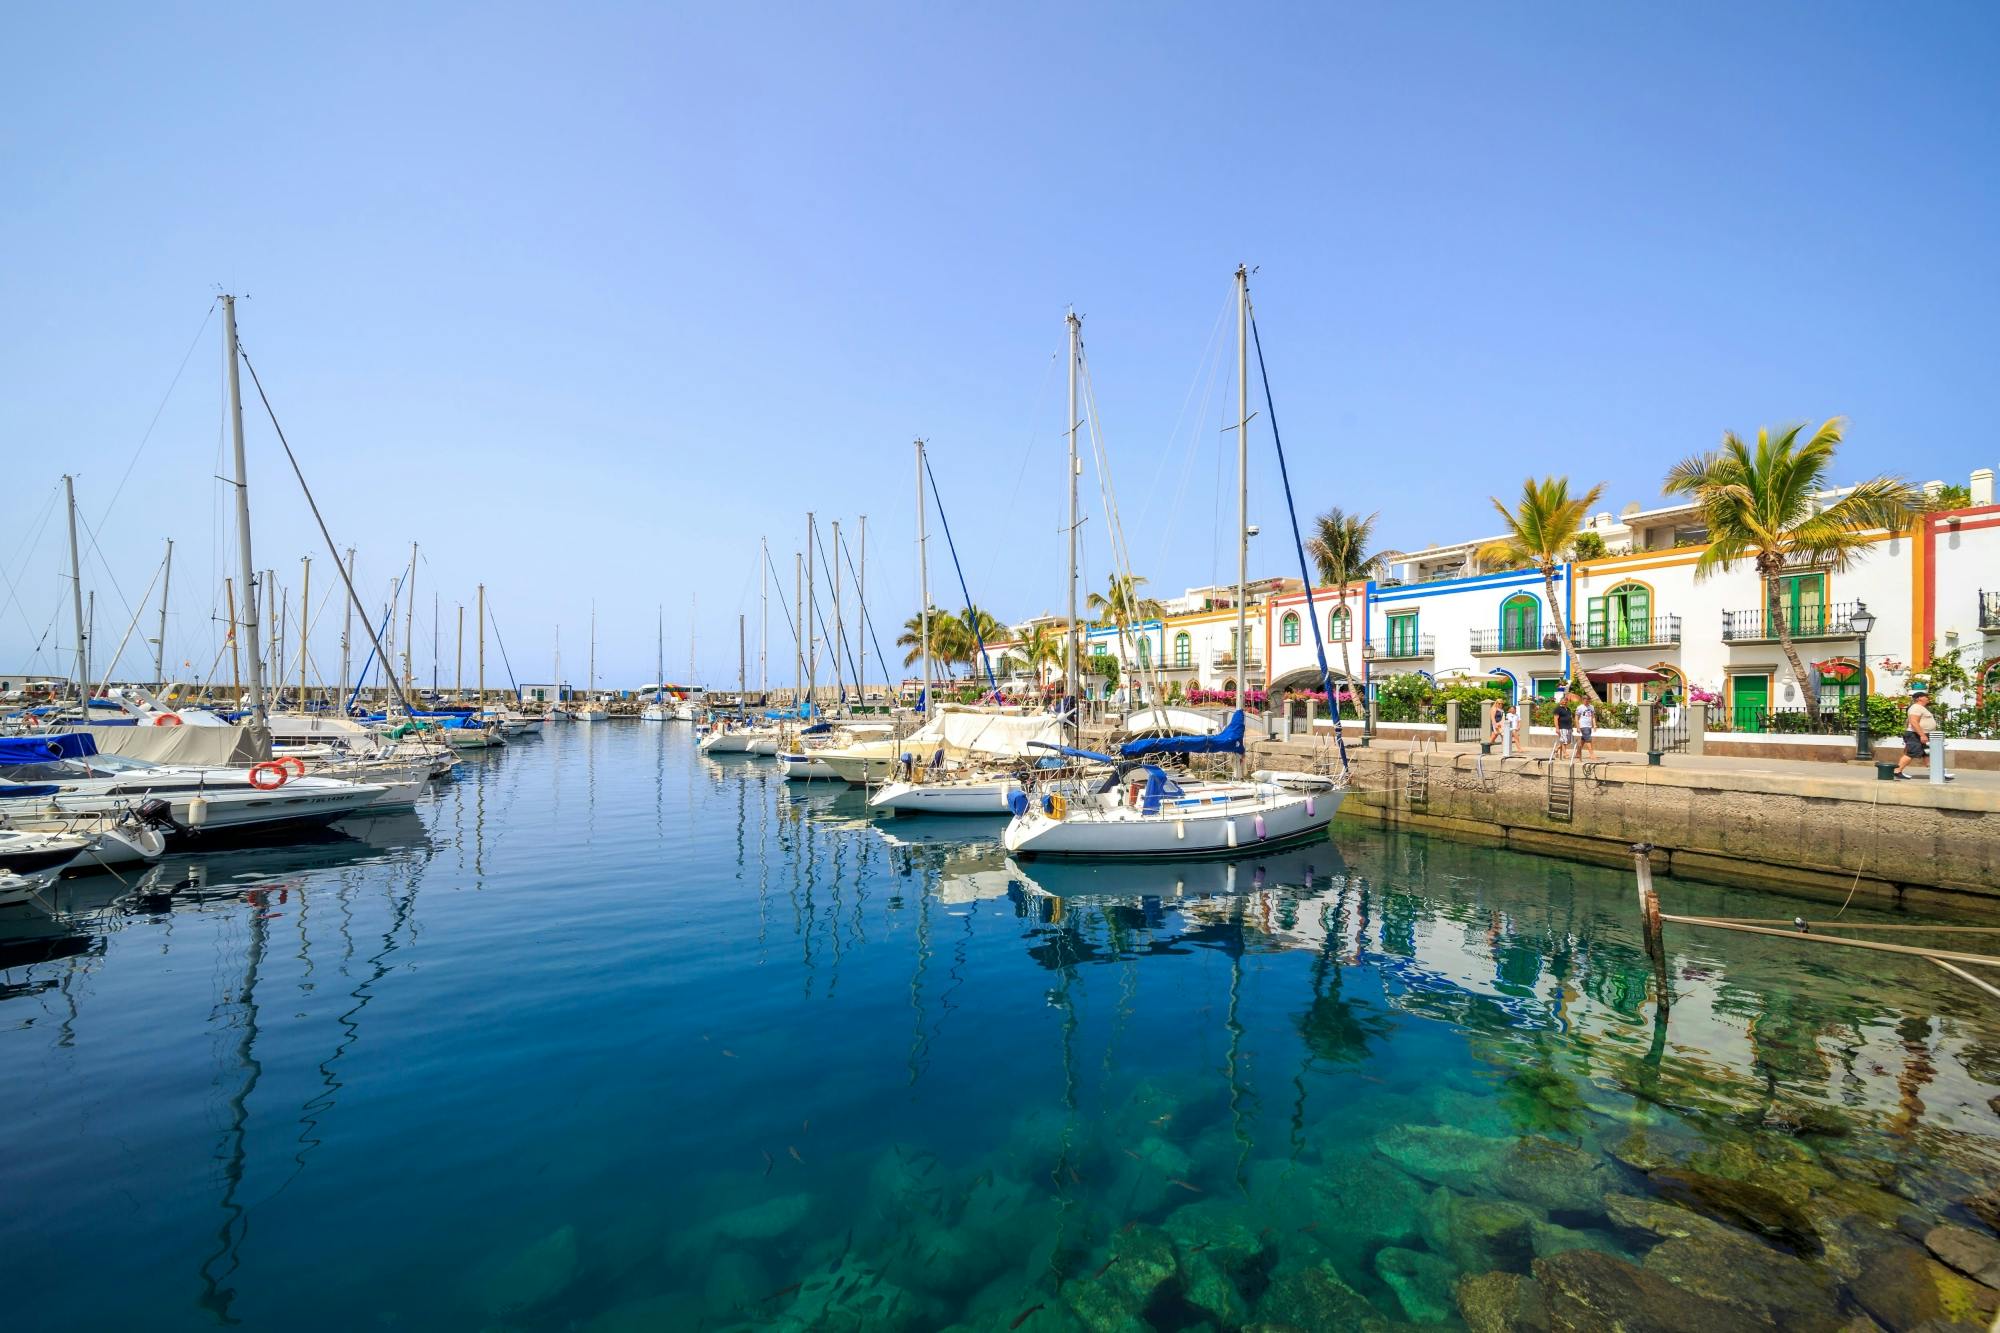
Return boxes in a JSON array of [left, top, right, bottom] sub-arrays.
[[1585, 663, 1666, 685]]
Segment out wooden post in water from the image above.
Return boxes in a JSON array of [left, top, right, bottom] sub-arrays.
[[1631, 842, 1669, 1011]]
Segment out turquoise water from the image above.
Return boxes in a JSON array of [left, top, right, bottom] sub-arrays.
[[3, 724, 1998, 1330]]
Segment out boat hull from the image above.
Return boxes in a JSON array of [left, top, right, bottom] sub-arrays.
[[779, 753, 840, 780], [1002, 787, 1344, 859], [868, 779, 1018, 815]]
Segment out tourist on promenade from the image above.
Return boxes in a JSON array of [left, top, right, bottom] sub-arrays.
[[1489, 700, 1520, 751], [1552, 696, 1575, 759], [1577, 699, 1597, 759], [1895, 691, 1936, 779]]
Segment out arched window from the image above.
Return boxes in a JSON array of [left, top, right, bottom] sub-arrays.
[[1328, 606, 1351, 642], [1173, 632, 1191, 667], [1222, 678, 1237, 694], [1136, 637, 1151, 667], [1281, 612, 1301, 646], [1500, 593, 1541, 651]]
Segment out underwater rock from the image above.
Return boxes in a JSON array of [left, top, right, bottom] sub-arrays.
[[881, 1220, 1001, 1299], [1852, 1244, 1996, 1332], [1454, 1270, 1549, 1333], [1823, 1153, 1899, 1190], [579, 1294, 690, 1333], [1924, 1225, 2000, 1288], [1531, 1250, 1764, 1333], [1529, 1220, 1622, 1261], [1374, 1245, 1457, 1323], [1163, 1197, 1267, 1266], [1640, 1228, 1842, 1327], [473, 1223, 580, 1317], [1062, 1277, 1153, 1333], [1649, 1168, 1819, 1253], [710, 1192, 816, 1243], [959, 1170, 1040, 1241], [1964, 1190, 2000, 1236], [704, 1250, 774, 1315], [1254, 1260, 1393, 1330], [1602, 1125, 1688, 1175], [1492, 1137, 1611, 1216], [1432, 1086, 1526, 1139], [1374, 1123, 1511, 1193], [1107, 1223, 1180, 1307], [868, 1144, 950, 1226], [1422, 1187, 1538, 1275], [1602, 1193, 1740, 1245], [767, 1252, 936, 1333], [1181, 1247, 1253, 1327]]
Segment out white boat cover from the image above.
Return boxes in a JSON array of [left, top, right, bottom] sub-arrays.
[[67, 722, 270, 767]]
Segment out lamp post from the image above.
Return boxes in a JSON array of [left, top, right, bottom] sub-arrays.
[[1849, 600, 1877, 761]]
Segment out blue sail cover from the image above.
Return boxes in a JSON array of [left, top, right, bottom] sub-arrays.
[[0, 732, 99, 764], [1120, 710, 1246, 759]]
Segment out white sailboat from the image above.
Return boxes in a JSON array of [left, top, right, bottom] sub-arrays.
[[1000, 272, 1344, 859], [576, 604, 609, 722], [641, 607, 671, 721]]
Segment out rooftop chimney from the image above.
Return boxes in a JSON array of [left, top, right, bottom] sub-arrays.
[[1973, 468, 1995, 508]]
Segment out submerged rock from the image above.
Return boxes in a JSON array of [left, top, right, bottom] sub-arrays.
[[1374, 1123, 1509, 1193], [1422, 1186, 1538, 1275], [1531, 1249, 1765, 1333], [704, 1249, 774, 1315], [1492, 1137, 1612, 1216], [1640, 1228, 1842, 1327], [768, 1252, 934, 1333], [1455, 1270, 1549, 1333], [1852, 1244, 1996, 1332], [1374, 1245, 1456, 1323], [1181, 1247, 1252, 1327], [1602, 1193, 1740, 1245], [711, 1192, 816, 1243], [1649, 1168, 1820, 1254], [1963, 1190, 2000, 1236], [1923, 1225, 2000, 1289], [472, 1223, 580, 1317], [1602, 1125, 1688, 1175], [1529, 1219, 1622, 1261], [1254, 1260, 1393, 1330]]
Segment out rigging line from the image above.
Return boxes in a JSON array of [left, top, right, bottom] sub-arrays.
[[1250, 307, 1351, 776], [235, 345, 426, 721], [0, 481, 62, 638], [1158, 295, 1232, 573], [73, 504, 138, 627], [805, 527, 862, 700], [92, 299, 219, 538], [834, 537, 893, 698], [921, 451, 998, 692], [1134, 286, 1234, 541], [977, 345, 1062, 598], [486, 604, 521, 696], [1077, 346, 1162, 696], [761, 543, 801, 661]]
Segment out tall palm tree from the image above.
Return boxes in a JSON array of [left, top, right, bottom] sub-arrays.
[[1019, 623, 1063, 690], [1086, 574, 1165, 700], [1478, 477, 1608, 705], [958, 606, 1006, 682], [1664, 420, 1918, 720], [896, 606, 956, 671], [1306, 507, 1383, 716]]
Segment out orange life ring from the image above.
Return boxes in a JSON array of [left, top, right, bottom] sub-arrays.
[[248, 762, 288, 790], [152, 712, 184, 727], [277, 756, 308, 777]]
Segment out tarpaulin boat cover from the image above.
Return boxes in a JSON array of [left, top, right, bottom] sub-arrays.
[[1120, 710, 1245, 758], [0, 733, 99, 764], [71, 722, 270, 766]]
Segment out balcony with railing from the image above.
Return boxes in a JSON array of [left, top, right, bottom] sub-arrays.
[[1721, 602, 1862, 643], [1981, 590, 1999, 633], [1368, 634, 1436, 661], [1579, 615, 1682, 651], [1469, 628, 1559, 655], [1209, 648, 1263, 669]]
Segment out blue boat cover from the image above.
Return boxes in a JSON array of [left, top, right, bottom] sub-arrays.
[[0, 784, 62, 798], [1027, 742, 1120, 765], [1120, 710, 1245, 759], [0, 733, 98, 764]]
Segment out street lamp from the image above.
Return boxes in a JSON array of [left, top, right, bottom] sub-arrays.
[[1850, 600, 1877, 761]]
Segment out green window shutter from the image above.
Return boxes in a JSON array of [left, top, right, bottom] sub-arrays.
[[1626, 586, 1649, 642], [1585, 597, 1607, 648]]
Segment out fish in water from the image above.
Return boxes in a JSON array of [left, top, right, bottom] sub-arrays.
[[722, 1049, 739, 1059], [1120, 1221, 1138, 1235], [1167, 1179, 1202, 1193], [761, 1151, 773, 1177], [1149, 1114, 1173, 1127], [1299, 1222, 1320, 1234], [801, 1119, 810, 1131], [1092, 1256, 1119, 1279], [1009, 1303, 1045, 1329], [761, 1281, 802, 1304], [1067, 1165, 1081, 1185], [788, 1145, 803, 1163], [1122, 1148, 1142, 1162]]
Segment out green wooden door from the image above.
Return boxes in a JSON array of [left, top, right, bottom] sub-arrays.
[[1732, 674, 1769, 732], [1501, 597, 1539, 651], [1610, 584, 1650, 645], [1388, 614, 1417, 655], [1780, 574, 1826, 636]]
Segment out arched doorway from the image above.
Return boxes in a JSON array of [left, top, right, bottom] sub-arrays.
[[1499, 593, 1542, 652]]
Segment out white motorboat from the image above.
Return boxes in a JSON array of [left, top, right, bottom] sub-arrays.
[[0, 869, 58, 907], [1001, 764, 1343, 859], [575, 703, 610, 723], [0, 808, 168, 870], [0, 828, 90, 877], [869, 774, 1021, 815], [779, 750, 839, 779], [640, 703, 672, 722]]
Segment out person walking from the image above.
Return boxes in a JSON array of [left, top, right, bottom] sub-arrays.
[[1894, 691, 1936, 779], [1551, 695, 1575, 760], [1489, 699, 1521, 752], [1576, 699, 1597, 760]]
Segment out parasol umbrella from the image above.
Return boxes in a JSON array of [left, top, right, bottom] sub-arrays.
[[1585, 663, 1666, 685]]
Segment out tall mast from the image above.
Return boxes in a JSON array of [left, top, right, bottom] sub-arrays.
[[738, 613, 747, 716], [431, 590, 439, 697], [456, 604, 465, 701], [224, 577, 242, 702], [688, 593, 696, 686], [657, 604, 664, 695], [794, 553, 803, 707], [86, 592, 95, 700], [477, 584, 487, 705], [759, 538, 768, 694], [296, 555, 311, 710], [1234, 264, 1249, 712], [63, 475, 88, 701], [832, 519, 845, 708], [917, 440, 931, 710], [1064, 313, 1081, 710], [401, 541, 419, 695], [154, 538, 173, 686], [276, 585, 287, 708], [338, 547, 355, 708], [858, 515, 868, 705], [588, 601, 596, 701], [806, 512, 817, 714], [221, 297, 266, 720]]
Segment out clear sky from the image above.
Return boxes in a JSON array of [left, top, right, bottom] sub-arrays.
[[4, 3, 1995, 690]]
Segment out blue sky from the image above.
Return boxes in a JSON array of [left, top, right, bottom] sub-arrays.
[[4, 3, 1995, 688]]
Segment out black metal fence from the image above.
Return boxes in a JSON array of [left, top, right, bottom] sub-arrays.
[[1469, 628, 1558, 654], [1720, 602, 1861, 642], [1744, 707, 1848, 735]]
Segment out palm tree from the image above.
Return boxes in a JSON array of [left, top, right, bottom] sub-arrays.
[[958, 606, 1006, 683], [1478, 477, 1608, 705], [1086, 574, 1165, 701], [1019, 623, 1063, 690], [1306, 507, 1383, 717], [1664, 420, 1918, 720], [896, 606, 956, 670]]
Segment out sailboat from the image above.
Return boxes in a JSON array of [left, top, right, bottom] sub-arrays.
[[641, 606, 671, 721], [576, 605, 609, 722], [1002, 271, 1346, 859], [672, 594, 699, 720]]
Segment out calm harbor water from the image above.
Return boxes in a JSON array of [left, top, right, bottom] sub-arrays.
[[4, 724, 1999, 1331]]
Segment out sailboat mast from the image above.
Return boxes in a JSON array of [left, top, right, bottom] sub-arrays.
[[1064, 313, 1080, 709], [477, 584, 486, 705], [154, 538, 173, 687], [338, 547, 354, 708], [456, 604, 465, 701], [793, 554, 803, 707], [225, 577, 242, 702], [297, 555, 311, 710], [1234, 265, 1249, 712], [806, 512, 817, 714], [857, 515, 868, 705], [656, 604, 664, 698], [759, 537, 768, 694], [916, 440, 930, 709], [221, 296, 266, 718], [401, 542, 418, 694], [63, 475, 87, 702], [832, 519, 845, 707], [587, 602, 595, 703], [738, 613, 747, 715]]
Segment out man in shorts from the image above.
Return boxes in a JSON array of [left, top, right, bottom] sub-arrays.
[[1552, 696, 1575, 759], [1895, 691, 1935, 779], [1576, 699, 1597, 759]]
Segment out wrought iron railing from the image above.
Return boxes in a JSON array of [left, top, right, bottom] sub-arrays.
[[1469, 628, 1558, 654], [1371, 635, 1436, 660], [1720, 602, 1861, 642], [1738, 707, 1848, 735], [1581, 615, 1682, 650]]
